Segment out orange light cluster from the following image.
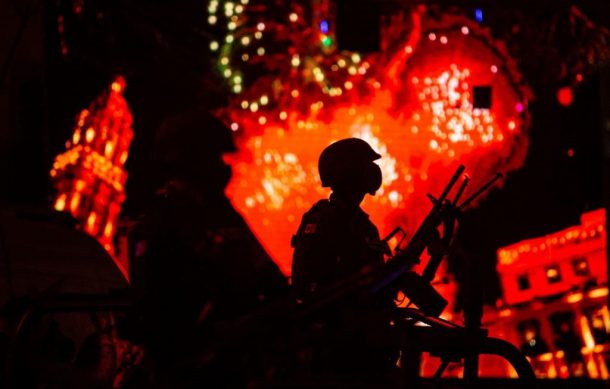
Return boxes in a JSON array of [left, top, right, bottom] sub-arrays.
[[225, 13, 531, 274], [50, 76, 133, 277]]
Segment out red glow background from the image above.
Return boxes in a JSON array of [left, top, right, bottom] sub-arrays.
[[224, 12, 532, 275]]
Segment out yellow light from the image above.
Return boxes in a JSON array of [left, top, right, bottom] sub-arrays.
[[223, 69, 232, 78], [344, 81, 353, 90], [240, 0, 248, 4], [72, 130, 81, 144], [250, 102, 259, 112], [291, 89, 299, 98], [257, 47, 265, 56], [537, 352, 553, 362], [120, 151, 128, 165], [589, 288, 609, 299], [210, 41, 219, 51], [233, 84, 242, 93], [234, 75, 242, 84], [499, 308, 512, 318], [228, 21, 236, 30], [260, 95, 269, 105], [258, 116, 267, 125], [351, 53, 361, 63], [226, 34, 234, 43], [289, 12, 298, 22], [279, 111, 287, 120], [241, 36, 250, 45], [257, 22, 265, 31], [87, 212, 97, 232], [314, 72, 325, 82], [220, 56, 229, 65], [566, 292, 583, 304], [85, 128, 95, 142], [291, 55, 300, 67], [54, 194, 67, 211], [241, 100, 249, 109], [235, 4, 243, 13], [255, 31, 262, 39], [348, 66, 357, 75], [111, 81, 122, 93], [208, 15, 217, 25], [105, 141, 114, 157], [337, 59, 346, 68], [231, 122, 239, 131], [104, 222, 113, 237], [241, 53, 249, 62]]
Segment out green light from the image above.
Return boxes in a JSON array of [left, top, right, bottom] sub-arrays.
[[322, 35, 332, 47]]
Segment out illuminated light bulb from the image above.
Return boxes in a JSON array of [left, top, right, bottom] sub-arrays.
[[404, 45, 413, 53], [235, 4, 243, 13], [291, 89, 299, 98], [279, 111, 288, 120], [373, 81, 381, 89], [86, 128, 95, 142], [231, 122, 239, 131], [508, 120, 516, 130], [257, 22, 265, 31], [291, 55, 300, 67], [344, 81, 353, 90], [220, 56, 229, 65], [54, 194, 67, 211], [111, 81, 123, 92], [242, 53, 249, 61], [87, 212, 97, 232], [331, 64, 338, 71], [260, 95, 269, 105], [351, 53, 361, 63], [257, 47, 265, 56], [233, 84, 242, 93], [358, 66, 366, 75], [105, 142, 114, 157], [440, 36, 448, 44], [240, 0, 248, 4], [254, 31, 262, 39], [250, 102, 259, 112], [289, 12, 298, 22], [72, 131, 81, 144], [225, 9, 234, 17], [210, 41, 219, 51], [241, 36, 250, 45], [228, 21, 237, 30], [241, 100, 249, 109], [120, 151, 128, 164], [208, 15, 217, 25], [314, 72, 325, 82], [223, 69, 232, 78], [225, 2, 234, 10], [348, 66, 357, 75], [430, 139, 439, 150], [337, 59, 346, 68], [226, 34, 234, 43], [461, 26, 469, 34], [233, 75, 242, 84], [258, 116, 267, 125], [428, 33, 436, 41], [491, 65, 498, 73]]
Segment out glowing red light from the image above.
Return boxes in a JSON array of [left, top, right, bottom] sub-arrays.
[[557, 86, 574, 107]]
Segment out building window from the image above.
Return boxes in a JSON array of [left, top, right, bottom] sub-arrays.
[[572, 258, 589, 276], [545, 265, 562, 284], [517, 274, 531, 291]]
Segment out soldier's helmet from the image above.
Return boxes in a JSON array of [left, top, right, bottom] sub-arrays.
[[318, 138, 382, 195]]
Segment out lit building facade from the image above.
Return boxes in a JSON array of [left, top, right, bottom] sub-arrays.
[[50, 76, 133, 279], [484, 209, 609, 378]]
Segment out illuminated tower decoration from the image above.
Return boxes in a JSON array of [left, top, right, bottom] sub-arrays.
[[50, 76, 133, 269]]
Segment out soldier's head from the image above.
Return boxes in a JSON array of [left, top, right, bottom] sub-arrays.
[[318, 138, 382, 200]]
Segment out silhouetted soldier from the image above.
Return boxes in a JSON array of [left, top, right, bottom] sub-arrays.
[[291, 138, 397, 380], [129, 109, 288, 388]]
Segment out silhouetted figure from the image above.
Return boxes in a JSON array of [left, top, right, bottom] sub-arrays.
[[291, 138, 397, 381], [129, 109, 288, 388]]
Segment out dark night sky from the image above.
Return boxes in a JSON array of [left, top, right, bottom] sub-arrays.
[[1, 0, 609, 306]]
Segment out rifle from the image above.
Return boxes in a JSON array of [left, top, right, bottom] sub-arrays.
[[374, 166, 503, 316]]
